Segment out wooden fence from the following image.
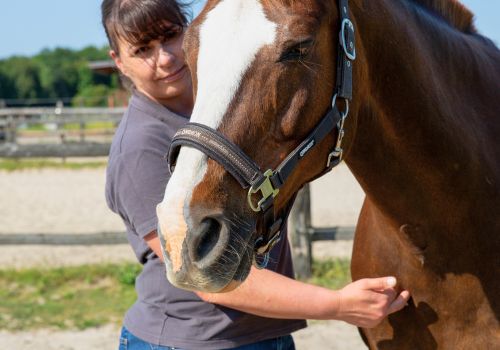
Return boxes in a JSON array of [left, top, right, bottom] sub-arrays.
[[289, 185, 355, 278], [0, 106, 125, 157]]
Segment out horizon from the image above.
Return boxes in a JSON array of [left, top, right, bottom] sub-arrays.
[[0, 0, 498, 60]]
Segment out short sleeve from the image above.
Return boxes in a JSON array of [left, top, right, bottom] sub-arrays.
[[111, 150, 170, 238]]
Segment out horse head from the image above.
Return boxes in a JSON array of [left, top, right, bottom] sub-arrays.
[[157, 0, 357, 292]]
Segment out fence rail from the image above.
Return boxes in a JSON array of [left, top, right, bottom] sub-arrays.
[[0, 142, 111, 158], [0, 232, 128, 245], [0, 107, 126, 117], [0, 106, 125, 156]]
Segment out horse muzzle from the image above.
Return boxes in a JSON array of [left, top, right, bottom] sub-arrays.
[[156, 208, 253, 292]]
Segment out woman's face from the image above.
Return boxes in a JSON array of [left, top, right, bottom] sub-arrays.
[[111, 26, 192, 110]]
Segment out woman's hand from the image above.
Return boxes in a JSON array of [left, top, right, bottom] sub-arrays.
[[334, 277, 410, 328]]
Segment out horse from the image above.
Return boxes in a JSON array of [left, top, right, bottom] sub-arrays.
[[156, 0, 500, 348]]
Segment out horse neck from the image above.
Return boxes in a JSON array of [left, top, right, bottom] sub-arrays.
[[344, 0, 500, 229]]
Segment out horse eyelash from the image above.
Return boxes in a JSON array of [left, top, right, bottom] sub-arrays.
[[278, 39, 315, 62]]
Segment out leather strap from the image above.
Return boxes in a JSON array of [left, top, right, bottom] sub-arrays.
[[336, 0, 356, 100], [168, 123, 261, 189], [269, 107, 343, 190]]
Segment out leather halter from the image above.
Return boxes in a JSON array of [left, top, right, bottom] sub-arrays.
[[168, 0, 356, 268]]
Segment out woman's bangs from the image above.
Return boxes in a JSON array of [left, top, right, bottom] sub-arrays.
[[115, 1, 187, 46]]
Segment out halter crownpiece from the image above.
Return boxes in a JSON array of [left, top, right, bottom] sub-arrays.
[[167, 0, 356, 269]]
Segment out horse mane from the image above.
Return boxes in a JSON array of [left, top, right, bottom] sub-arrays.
[[409, 0, 476, 32], [265, 0, 476, 32]]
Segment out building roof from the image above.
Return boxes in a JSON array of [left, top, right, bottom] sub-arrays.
[[88, 60, 117, 75]]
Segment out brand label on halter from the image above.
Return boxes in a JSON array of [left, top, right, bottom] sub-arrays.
[[299, 139, 315, 158]]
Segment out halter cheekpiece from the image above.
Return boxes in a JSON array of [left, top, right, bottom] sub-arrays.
[[167, 0, 356, 269]]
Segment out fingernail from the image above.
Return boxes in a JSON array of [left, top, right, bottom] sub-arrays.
[[387, 277, 397, 287]]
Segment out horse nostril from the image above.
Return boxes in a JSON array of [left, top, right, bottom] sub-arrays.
[[195, 217, 222, 262]]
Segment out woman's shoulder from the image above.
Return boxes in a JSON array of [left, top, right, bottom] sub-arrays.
[[110, 108, 177, 157]]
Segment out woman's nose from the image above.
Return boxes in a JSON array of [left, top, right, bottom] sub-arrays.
[[157, 45, 176, 67]]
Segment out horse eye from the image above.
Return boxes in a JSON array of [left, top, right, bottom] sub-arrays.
[[163, 26, 183, 40], [279, 40, 313, 62]]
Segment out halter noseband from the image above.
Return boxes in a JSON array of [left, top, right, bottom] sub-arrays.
[[167, 0, 356, 268]]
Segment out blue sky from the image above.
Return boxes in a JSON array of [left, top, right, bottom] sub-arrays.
[[0, 0, 497, 59]]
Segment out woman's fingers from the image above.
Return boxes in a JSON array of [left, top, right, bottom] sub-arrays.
[[387, 290, 411, 315], [362, 276, 397, 291]]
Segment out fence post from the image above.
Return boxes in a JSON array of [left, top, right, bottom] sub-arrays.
[[6, 115, 17, 143], [79, 117, 85, 142], [289, 184, 313, 279]]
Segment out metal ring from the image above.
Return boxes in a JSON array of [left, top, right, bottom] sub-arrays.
[[342, 99, 350, 118], [331, 94, 350, 118], [331, 94, 338, 109]]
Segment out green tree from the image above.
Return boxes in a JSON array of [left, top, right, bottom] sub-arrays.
[[0, 45, 118, 105], [34, 48, 80, 99], [0, 57, 43, 99], [72, 84, 112, 107], [0, 70, 15, 99]]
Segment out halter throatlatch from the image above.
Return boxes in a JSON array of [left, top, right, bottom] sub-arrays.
[[167, 0, 356, 269]]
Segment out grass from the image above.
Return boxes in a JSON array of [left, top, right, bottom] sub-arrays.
[[59, 122, 116, 131], [0, 259, 350, 331], [0, 158, 107, 171], [308, 258, 351, 290], [23, 122, 116, 132], [0, 263, 141, 331]]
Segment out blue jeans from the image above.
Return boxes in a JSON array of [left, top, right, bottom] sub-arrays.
[[119, 326, 295, 350]]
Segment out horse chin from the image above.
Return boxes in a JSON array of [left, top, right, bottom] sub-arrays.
[[217, 260, 252, 292], [165, 259, 251, 293]]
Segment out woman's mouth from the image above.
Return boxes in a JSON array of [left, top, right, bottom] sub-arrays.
[[157, 65, 188, 83]]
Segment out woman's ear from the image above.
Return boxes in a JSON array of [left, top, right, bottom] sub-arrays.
[[109, 49, 126, 76]]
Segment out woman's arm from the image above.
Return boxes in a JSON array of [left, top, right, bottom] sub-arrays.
[[145, 231, 410, 328]]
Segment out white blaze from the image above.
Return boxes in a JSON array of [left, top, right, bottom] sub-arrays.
[[192, 0, 277, 127], [157, 0, 277, 252]]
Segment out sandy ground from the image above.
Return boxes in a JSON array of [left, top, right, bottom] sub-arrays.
[[0, 321, 366, 350], [0, 163, 367, 349]]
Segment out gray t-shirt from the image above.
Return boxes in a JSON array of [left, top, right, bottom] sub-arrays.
[[105, 91, 307, 349]]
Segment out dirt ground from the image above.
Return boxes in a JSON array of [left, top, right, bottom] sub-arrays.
[[0, 163, 367, 349]]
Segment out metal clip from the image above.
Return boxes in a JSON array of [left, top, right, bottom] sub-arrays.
[[326, 110, 348, 168], [255, 232, 281, 256], [247, 169, 279, 212], [254, 232, 281, 269]]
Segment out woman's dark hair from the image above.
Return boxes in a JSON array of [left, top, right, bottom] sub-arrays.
[[101, 0, 192, 54]]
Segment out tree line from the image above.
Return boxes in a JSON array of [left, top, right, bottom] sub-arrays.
[[0, 46, 122, 107]]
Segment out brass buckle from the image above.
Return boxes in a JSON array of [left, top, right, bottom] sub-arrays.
[[247, 169, 279, 212]]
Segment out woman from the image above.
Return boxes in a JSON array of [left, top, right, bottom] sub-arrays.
[[102, 1, 410, 349]]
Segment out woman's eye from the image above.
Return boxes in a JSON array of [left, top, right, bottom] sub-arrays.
[[134, 46, 151, 56], [280, 40, 313, 62]]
